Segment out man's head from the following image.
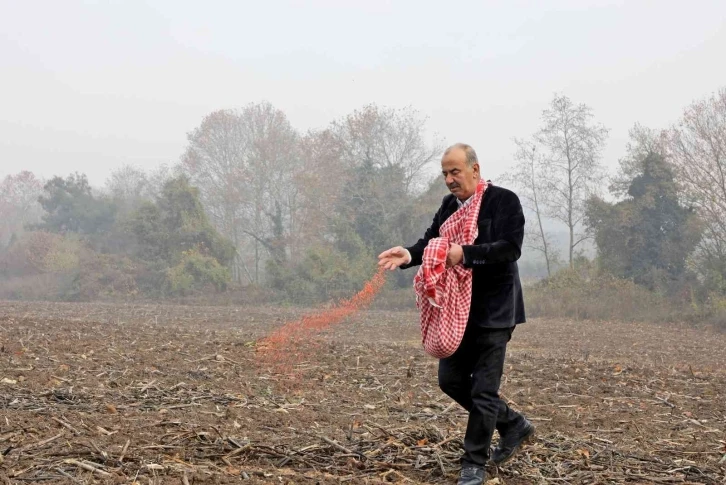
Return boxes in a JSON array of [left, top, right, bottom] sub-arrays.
[[441, 143, 481, 200]]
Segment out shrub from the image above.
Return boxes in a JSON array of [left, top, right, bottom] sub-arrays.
[[166, 249, 231, 295], [526, 263, 725, 328], [267, 245, 375, 304]]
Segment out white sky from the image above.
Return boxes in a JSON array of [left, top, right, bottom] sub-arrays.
[[1, 0, 725, 186]]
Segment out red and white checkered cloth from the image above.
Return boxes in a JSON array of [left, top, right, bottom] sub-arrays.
[[413, 180, 488, 359]]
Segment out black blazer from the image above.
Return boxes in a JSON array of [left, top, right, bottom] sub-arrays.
[[402, 184, 526, 329]]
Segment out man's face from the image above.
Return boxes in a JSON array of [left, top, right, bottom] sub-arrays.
[[441, 148, 480, 200]]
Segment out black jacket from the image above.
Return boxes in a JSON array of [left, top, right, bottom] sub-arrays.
[[402, 184, 526, 329]]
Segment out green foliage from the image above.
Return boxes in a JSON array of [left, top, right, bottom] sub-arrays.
[[332, 161, 409, 257], [529, 261, 675, 322], [267, 244, 375, 304], [37, 173, 117, 235], [127, 175, 235, 295], [129, 176, 235, 267], [586, 152, 702, 290], [526, 263, 725, 328], [166, 249, 231, 294]]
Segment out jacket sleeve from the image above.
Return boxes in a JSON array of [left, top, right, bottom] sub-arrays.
[[400, 197, 449, 269], [461, 190, 524, 266]]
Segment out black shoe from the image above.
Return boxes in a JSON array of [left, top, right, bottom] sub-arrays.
[[458, 466, 486, 485], [491, 418, 535, 465]]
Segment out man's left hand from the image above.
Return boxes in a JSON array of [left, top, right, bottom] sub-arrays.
[[447, 243, 464, 268]]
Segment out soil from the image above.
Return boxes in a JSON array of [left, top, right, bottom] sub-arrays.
[[1, 301, 725, 484]]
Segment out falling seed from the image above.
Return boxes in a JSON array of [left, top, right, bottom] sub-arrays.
[[257, 267, 387, 373]]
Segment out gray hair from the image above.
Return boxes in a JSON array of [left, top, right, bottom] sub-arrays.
[[444, 143, 479, 167]]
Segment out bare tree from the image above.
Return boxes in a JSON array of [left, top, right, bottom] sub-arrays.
[[239, 102, 299, 281], [502, 139, 559, 276], [327, 105, 443, 255], [0, 171, 44, 246], [181, 102, 299, 284], [181, 103, 440, 285], [293, 128, 348, 255], [536, 94, 609, 267], [668, 88, 726, 282], [182, 109, 251, 282], [105, 165, 153, 215], [332, 105, 442, 195]]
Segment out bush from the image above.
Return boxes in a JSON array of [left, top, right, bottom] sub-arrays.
[[0, 273, 71, 301], [526, 262, 726, 328], [527, 268, 666, 321], [0, 231, 81, 276], [267, 245, 376, 304], [0, 231, 139, 301], [166, 249, 231, 295], [69, 252, 138, 300]]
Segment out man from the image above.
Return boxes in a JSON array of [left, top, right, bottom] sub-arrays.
[[378, 143, 534, 485]]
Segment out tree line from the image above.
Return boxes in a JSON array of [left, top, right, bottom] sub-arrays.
[[1, 89, 725, 312]]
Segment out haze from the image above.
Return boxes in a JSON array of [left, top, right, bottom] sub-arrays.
[[2, 0, 725, 185]]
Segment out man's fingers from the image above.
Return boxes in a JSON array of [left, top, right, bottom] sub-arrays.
[[379, 247, 403, 260], [378, 248, 399, 259], [378, 247, 405, 271], [380, 259, 402, 271]]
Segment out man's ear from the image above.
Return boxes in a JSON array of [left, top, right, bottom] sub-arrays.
[[473, 163, 480, 176]]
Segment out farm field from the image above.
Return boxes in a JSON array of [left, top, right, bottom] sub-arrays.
[[1, 301, 725, 484]]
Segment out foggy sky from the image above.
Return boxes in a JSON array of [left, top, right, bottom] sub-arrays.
[[1, 0, 725, 187]]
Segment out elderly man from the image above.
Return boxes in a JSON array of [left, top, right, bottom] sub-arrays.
[[378, 143, 534, 485]]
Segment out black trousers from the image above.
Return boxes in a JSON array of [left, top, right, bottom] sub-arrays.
[[438, 325, 523, 467]]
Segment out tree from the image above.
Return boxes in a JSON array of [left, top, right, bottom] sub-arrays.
[[330, 105, 442, 255], [667, 88, 726, 291], [0, 171, 44, 246], [181, 109, 249, 281], [239, 102, 299, 278], [332, 104, 442, 195], [536, 94, 609, 267], [36, 173, 117, 236], [181, 102, 299, 284], [128, 175, 235, 294], [291, 128, 348, 252], [610, 123, 668, 197], [105, 164, 153, 213], [130, 175, 234, 265], [501, 139, 560, 276], [265, 105, 442, 301], [586, 151, 701, 289]]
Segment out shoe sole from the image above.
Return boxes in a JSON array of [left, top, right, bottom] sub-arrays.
[[492, 427, 536, 466]]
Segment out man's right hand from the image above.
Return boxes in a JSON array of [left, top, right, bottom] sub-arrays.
[[377, 246, 411, 271]]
